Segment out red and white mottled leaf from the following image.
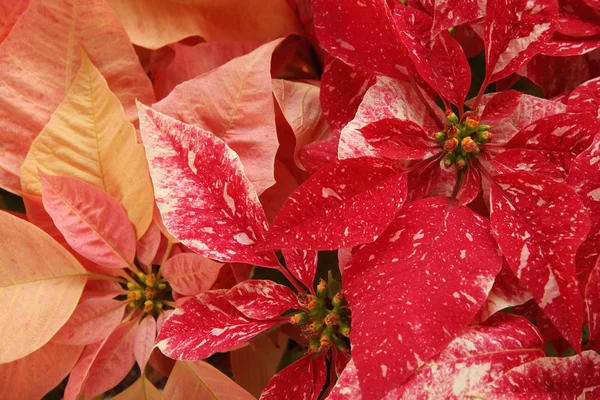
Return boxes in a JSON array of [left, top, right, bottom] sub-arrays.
[[479, 92, 567, 143], [567, 132, 600, 271], [521, 53, 592, 98], [503, 112, 597, 154], [394, 6, 471, 107], [0, 0, 154, 192], [491, 149, 571, 182], [456, 165, 481, 206], [0, 342, 82, 400], [134, 316, 156, 371], [137, 221, 162, 269], [542, 36, 600, 56], [567, 77, 600, 115], [340, 77, 444, 159], [0, 211, 88, 363], [84, 320, 138, 398], [298, 133, 341, 175], [383, 313, 545, 399], [320, 57, 376, 133], [156, 291, 282, 361], [153, 41, 259, 100], [161, 253, 224, 296], [329, 359, 361, 400], [260, 354, 327, 400], [282, 248, 318, 291], [344, 197, 503, 398], [490, 172, 590, 350], [359, 118, 439, 161], [312, 0, 410, 80], [586, 259, 600, 349], [475, 264, 532, 322], [272, 80, 331, 169], [484, 0, 557, 83], [40, 172, 137, 269], [474, 351, 600, 398], [153, 39, 284, 196], [52, 298, 125, 346], [163, 360, 255, 400], [224, 280, 301, 320], [138, 104, 278, 268], [263, 157, 407, 250], [432, 0, 485, 35], [406, 155, 445, 201]]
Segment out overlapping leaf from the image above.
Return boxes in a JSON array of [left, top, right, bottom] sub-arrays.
[[260, 354, 327, 400], [0, 211, 88, 363], [344, 197, 503, 398], [20, 54, 154, 238], [105, 0, 301, 50], [138, 104, 278, 268], [0, 0, 153, 192], [264, 157, 408, 250], [156, 291, 283, 360], [40, 173, 137, 269], [490, 172, 590, 350], [153, 39, 284, 196], [162, 360, 255, 400], [161, 253, 224, 296]]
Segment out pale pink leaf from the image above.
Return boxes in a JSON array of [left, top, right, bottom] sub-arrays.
[[80, 279, 125, 302], [153, 41, 259, 100], [137, 221, 162, 269], [134, 316, 156, 371], [490, 172, 590, 350], [161, 253, 224, 296], [272, 79, 331, 169], [474, 351, 600, 398], [484, 0, 557, 82], [84, 320, 139, 399], [153, 39, 285, 195], [156, 291, 282, 361], [344, 197, 503, 398], [384, 314, 545, 399], [40, 172, 137, 269], [138, 103, 278, 268], [0, 0, 153, 192], [0, 0, 29, 43], [65, 342, 104, 400], [224, 280, 301, 320], [0, 211, 88, 363], [263, 157, 407, 250], [163, 360, 255, 400], [260, 354, 327, 400], [52, 298, 126, 346], [0, 342, 82, 400]]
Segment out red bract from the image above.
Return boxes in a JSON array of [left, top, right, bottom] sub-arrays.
[[342, 197, 503, 398]]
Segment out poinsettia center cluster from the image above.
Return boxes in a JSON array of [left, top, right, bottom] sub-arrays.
[[434, 111, 492, 170], [126, 272, 171, 314], [291, 279, 350, 354]]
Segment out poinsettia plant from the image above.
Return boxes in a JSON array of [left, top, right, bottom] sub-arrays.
[[2, 0, 600, 398]]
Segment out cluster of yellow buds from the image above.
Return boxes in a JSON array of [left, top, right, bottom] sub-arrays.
[[434, 111, 492, 170], [126, 272, 169, 313], [290, 279, 351, 354]]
